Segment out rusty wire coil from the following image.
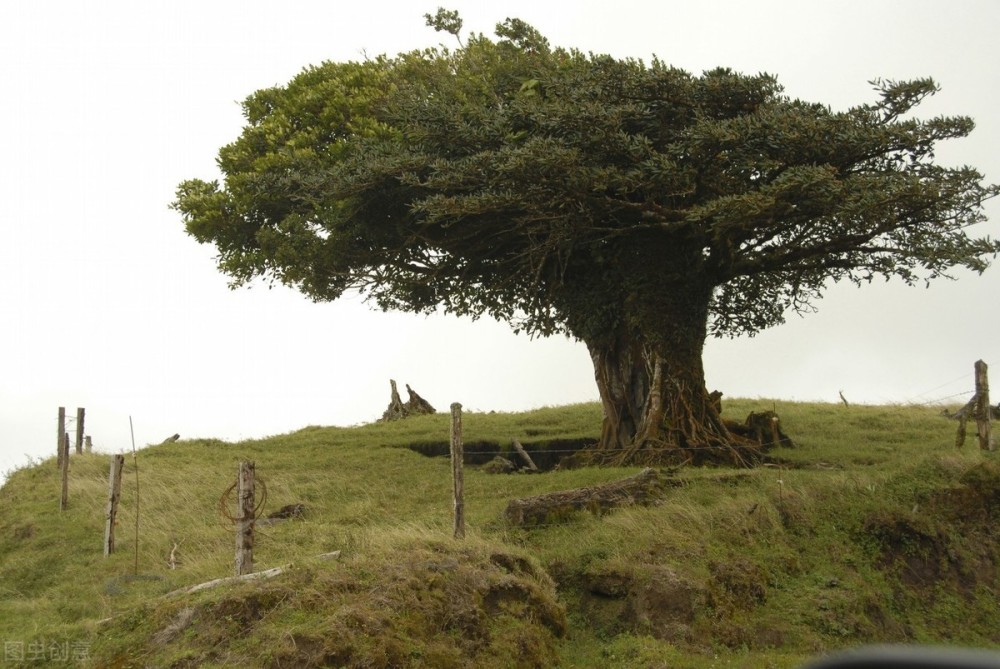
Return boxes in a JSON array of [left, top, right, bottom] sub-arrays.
[[218, 476, 268, 525]]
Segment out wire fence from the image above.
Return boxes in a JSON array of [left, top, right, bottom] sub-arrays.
[[61, 362, 994, 566], [897, 371, 976, 407]]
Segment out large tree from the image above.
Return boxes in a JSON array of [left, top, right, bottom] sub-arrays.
[[174, 13, 999, 465]]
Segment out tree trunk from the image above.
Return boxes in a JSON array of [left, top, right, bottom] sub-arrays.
[[585, 285, 761, 467], [587, 332, 657, 460]]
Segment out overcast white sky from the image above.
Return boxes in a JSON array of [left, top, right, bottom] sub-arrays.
[[1, 0, 997, 481]]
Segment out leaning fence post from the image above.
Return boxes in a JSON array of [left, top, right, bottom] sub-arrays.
[[974, 360, 994, 451], [235, 461, 256, 576], [104, 454, 125, 556], [450, 403, 465, 539], [75, 407, 85, 455], [512, 438, 540, 473]]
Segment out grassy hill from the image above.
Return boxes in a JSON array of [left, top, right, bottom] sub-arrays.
[[0, 400, 997, 668]]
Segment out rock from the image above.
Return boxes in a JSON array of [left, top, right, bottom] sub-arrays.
[[483, 456, 516, 474]]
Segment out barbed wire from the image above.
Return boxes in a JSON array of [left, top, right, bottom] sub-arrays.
[[906, 372, 972, 398], [900, 390, 972, 407], [897, 371, 975, 406]]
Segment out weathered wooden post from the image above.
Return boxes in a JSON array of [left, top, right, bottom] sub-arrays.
[[956, 413, 967, 449], [450, 403, 465, 539], [56, 407, 66, 467], [235, 461, 256, 576], [974, 360, 993, 451], [512, 439, 540, 473], [104, 454, 125, 556], [59, 434, 70, 511], [75, 408, 85, 454], [85, 436, 93, 453]]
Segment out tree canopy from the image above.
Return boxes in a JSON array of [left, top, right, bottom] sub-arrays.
[[174, 12, 999, 464]]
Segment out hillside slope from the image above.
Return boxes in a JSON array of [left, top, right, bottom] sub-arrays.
[[0, 401, 997, 668]]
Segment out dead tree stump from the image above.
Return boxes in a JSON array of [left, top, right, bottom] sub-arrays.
[[742, 411, 795, 448], [710, 393, 793, 450], [723, 411, 794, 449], [379, 380, 436, 421], [504, 468, 678, 527]]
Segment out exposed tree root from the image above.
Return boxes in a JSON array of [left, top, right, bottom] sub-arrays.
[[582, 384, 795, 468]]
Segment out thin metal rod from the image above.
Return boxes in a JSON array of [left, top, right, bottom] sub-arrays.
[[130, 416, 140, 575]]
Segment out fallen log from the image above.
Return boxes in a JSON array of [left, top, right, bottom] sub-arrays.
[[504, 467, 678, 527], [163, 550, 343, 598], [180, 565, 290, 595]]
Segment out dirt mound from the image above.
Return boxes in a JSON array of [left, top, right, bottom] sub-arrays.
[[95, 543, 566, 669]]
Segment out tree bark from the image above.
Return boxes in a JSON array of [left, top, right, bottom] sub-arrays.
[[584, 283, 761, 467], [587, 332, 656, 460], [405, 384, 436, 415]]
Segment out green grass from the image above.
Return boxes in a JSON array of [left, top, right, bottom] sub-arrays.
[[0, 400, 997, 668]]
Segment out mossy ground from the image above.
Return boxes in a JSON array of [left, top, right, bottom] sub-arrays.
[[0, 400, 997, 667]]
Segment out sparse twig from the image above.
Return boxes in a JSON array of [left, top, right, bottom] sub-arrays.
[[168, 541, 180, 570]]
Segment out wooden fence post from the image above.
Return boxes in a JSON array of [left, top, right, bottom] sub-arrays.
[[104, 454, 125, 556], [85, 436, 93, 453], [974, 360, 994, 451], [75, 408, 85, 455], [59, 434, 70, 511], [235, 461, 255, 576], [56, 407, 65, 467], [450, 403, 465, 539]]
